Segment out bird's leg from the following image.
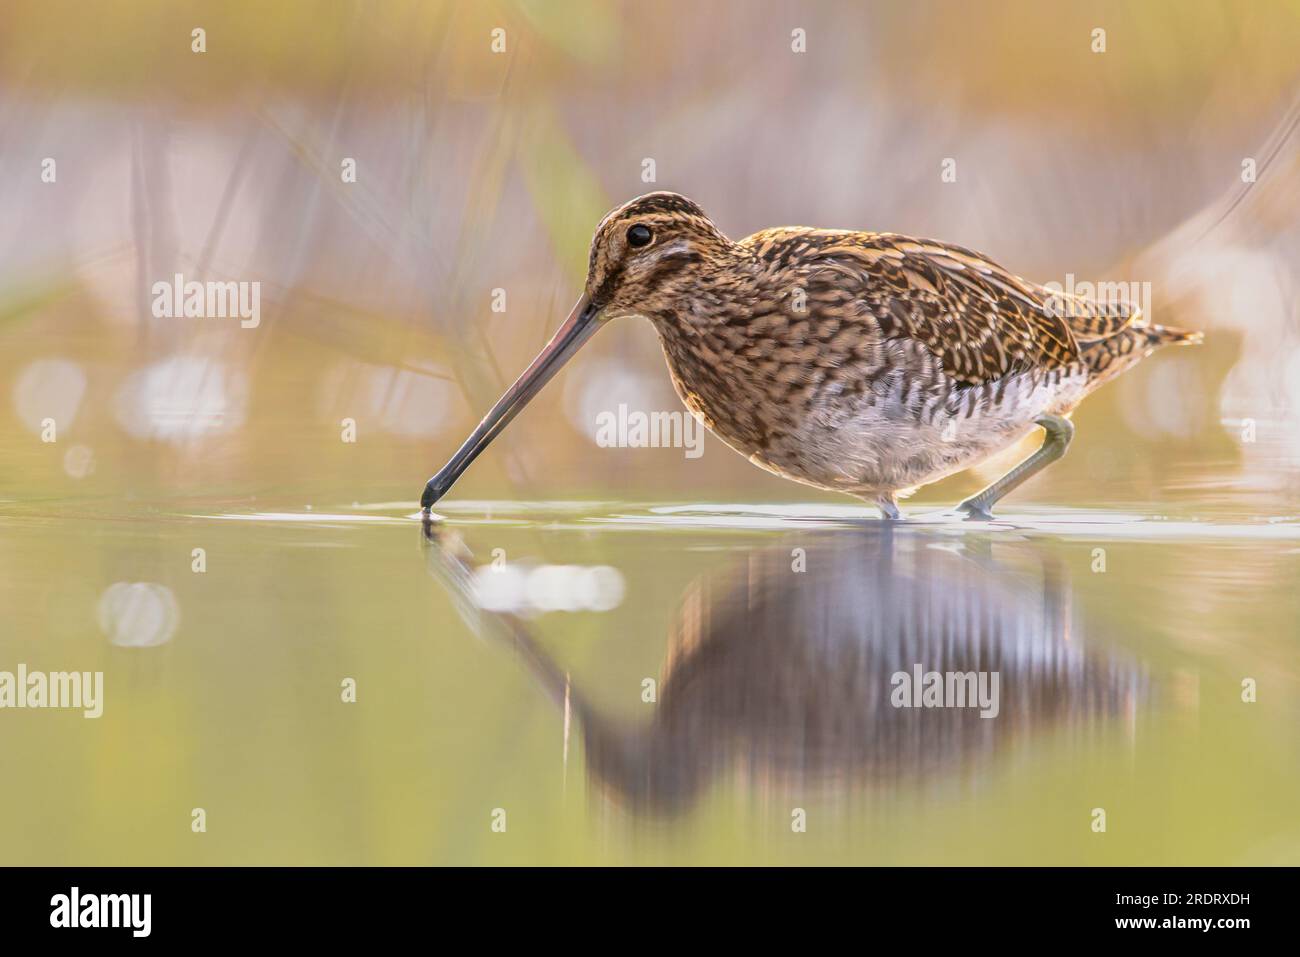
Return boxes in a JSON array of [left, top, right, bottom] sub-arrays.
[[956, 414, 1075, 520], [877, 493, 901, 521]]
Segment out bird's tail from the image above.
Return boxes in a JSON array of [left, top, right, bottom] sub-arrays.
[[1144, 324, 1204, 346], [1080, 322, 1202, 385]]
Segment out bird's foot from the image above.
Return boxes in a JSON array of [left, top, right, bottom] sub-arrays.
[[955, 499, 995, 522]]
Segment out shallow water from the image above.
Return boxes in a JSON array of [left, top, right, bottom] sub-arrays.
[[1, 495, 1296, 865]]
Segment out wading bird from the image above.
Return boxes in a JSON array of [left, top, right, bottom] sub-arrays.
[[421, 193, 1201, 519]]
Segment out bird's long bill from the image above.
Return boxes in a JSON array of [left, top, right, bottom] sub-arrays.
[[421, 295, 600, 509]]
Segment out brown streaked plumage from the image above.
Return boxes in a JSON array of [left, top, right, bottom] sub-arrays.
[[421, 192, 1202, 518]]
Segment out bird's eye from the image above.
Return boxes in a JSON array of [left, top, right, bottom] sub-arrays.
[[627, 224, 653, 248]]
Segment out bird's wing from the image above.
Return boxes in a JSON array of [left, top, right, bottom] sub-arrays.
[[798, 232, 1095, 386]]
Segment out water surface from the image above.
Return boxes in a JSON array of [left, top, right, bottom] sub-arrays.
[[1, 496, 1295, 865]]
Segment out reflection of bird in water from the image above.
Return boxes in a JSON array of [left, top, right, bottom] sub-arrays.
[[424, 525, 1146, 817]]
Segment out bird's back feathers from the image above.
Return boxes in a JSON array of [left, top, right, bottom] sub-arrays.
[[744, 228, 1199, 389]]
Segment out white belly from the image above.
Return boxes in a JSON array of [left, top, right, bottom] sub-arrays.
[[750, 368, 1086, 496]]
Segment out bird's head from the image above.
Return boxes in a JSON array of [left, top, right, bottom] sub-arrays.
[[583, 191, 732, 322], [420, 191, 731, 509]]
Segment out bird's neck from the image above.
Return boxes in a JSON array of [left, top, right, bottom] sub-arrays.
[[644, 243, 763, 339]]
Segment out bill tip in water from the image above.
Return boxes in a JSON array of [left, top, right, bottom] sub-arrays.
[[418, 508, 444, 545], [421, 477, 447, 510]]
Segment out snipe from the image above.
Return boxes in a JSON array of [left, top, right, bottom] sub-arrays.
[[422, 192, 1201, 519]]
